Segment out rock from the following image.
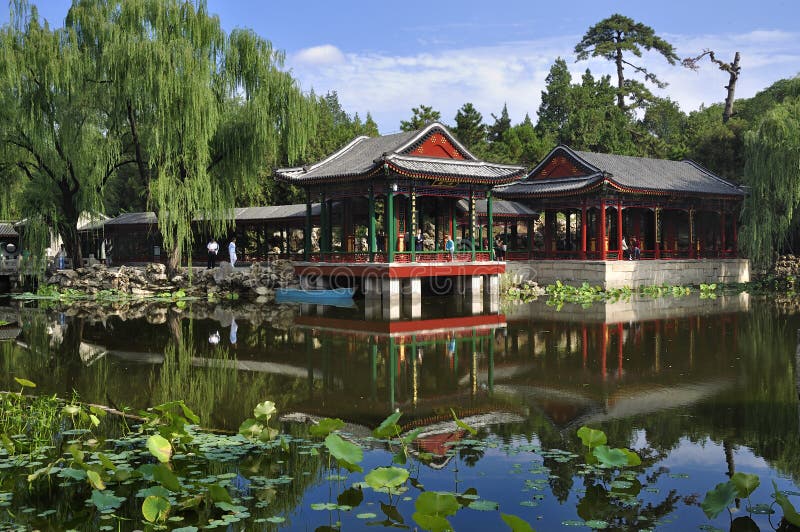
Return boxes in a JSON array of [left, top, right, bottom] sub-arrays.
[[254, 286, 272, 296]]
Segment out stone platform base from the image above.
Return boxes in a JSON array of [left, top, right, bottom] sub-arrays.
[[505, 259, 750, 289]]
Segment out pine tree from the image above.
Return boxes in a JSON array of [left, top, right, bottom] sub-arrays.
[[575, 14, 679, 110], [537, 58, 573, 139], [453, 103, 485, 150], [400, 105, 441, 131], [487, 104, 511, 143]]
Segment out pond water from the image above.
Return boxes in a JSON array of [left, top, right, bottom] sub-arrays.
[[1, 292, 799, 531]]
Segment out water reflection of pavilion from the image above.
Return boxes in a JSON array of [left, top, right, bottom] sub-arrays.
[[292, 312, 513, 418], [494, 294, 750, 428]]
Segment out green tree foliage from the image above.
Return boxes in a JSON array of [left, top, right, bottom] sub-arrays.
[[536, 58, 572, 140], [0, 2, 123, 265], [575, 13, 679, 110], [453, 103, 486, 151], [65, 0, 317, 273], [641, 97, 688, 159], [739, 98, 800, 268], [400, 104, 441, 131], [487, 103, 512, 143]]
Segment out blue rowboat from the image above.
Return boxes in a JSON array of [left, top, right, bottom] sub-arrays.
[[275, 287, 356, 306]]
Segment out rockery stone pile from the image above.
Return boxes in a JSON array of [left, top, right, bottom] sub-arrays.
[[45, 260, 299, 302]]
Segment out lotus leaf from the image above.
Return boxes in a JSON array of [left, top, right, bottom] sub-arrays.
[[146, 434, 172, 463], [731, 472, 760, 498], [701, 481, 737, 519], [142, 495, 171, 523], [373, 411, 402, 439], [365, 466, 409, 491], [577, 427, 607, 449], [501, 513, 535, 532], [412, 512, 453, 532], [253, 401, 276, 421], [415, 491, 459, 517], [309, 418, 344, 438], [324, 434, 363, 472]]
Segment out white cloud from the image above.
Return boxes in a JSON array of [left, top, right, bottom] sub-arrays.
[[287, 30, 800, 133], [293, 44, 345, 66]]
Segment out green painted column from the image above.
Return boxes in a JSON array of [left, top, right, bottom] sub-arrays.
[[388, 337, 396, 409], [469, 189, 476, 261], [320, 193, 328, 253], [487, 190, 495, 260], [387, 186, 395, 262], [305, 333, 314, 397], [304, 191, 312, 260], [368, 184, 376, 262], [488, 333, 494, 393], [327, 199, 334, 253], [370, 337, 377, 400]]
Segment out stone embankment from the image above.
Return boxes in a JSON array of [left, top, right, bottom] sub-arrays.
[[45, 260, 299, 302]]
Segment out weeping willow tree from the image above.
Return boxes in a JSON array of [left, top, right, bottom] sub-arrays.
[[66, 0, 316, 274], [739, 98, 800, 268], [0, 1, 122, 267]]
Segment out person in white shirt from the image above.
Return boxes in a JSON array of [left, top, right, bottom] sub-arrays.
[[207, 238, 219, 269], [228, 237, 237, 267]]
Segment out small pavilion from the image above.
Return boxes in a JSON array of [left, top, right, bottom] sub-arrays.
[[275, 123, 526, 308], [497, 145, 746, 260]]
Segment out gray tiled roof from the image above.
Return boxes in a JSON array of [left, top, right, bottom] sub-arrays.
[[497, 175, 602, 197], [575, 150, 744, 196], [276, 123, 524, 184], [106, 204, 319, 226], [499, 146, 744, 198], [0, 223, 18, 237], [456, 199, 538, 217], [386, 154, 525, 181], [234, 204, 321, 221], [278, 131, 417, 181], [105, 212, 158, 225]]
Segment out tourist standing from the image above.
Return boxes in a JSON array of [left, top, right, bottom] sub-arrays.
[[631, 237, 641, 260], [228, 237, 237, 267], [445, 235, 455, 261], [622, 236, 629, 260], [415, 229, 424, 252], [207, 238, 219, 269]]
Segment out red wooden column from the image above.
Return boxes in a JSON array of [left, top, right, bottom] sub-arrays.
[[600, 324, 608, 380], [581, 202, 587, 260], [654, 208, 661, 259], [689, 209, 696, 259], [582, 324, 588, 369], [617, 199, 623, 260], [720, 209, 727, 257], [732, 211, 738, 256], [599, 199, 607, 260], [544, 210, 552, 258]]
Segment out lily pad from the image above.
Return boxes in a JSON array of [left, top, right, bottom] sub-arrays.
[[365, 466, 409, 492], [324, 434, 363, 472], [309, 418, 344, 438], [415, 491, 459, 517], [731, 472, 760, 498], [577, 426, 607, 449]]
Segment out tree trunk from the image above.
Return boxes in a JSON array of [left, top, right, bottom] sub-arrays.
[[166, 244, 182, 278], [722, 52, 740, 123], [56, 221, 83, 269], [615, 43, 626, 109]]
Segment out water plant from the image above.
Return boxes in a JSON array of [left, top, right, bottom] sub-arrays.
[[700, 472, 800, 531]]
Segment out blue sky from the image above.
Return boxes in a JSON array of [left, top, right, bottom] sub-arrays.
[[4, 1, 800, 133]]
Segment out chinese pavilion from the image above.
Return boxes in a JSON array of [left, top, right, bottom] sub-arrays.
[[495, 145, 749, 287], [498, 145, 746, 259], [275, 123, 526, 310]]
